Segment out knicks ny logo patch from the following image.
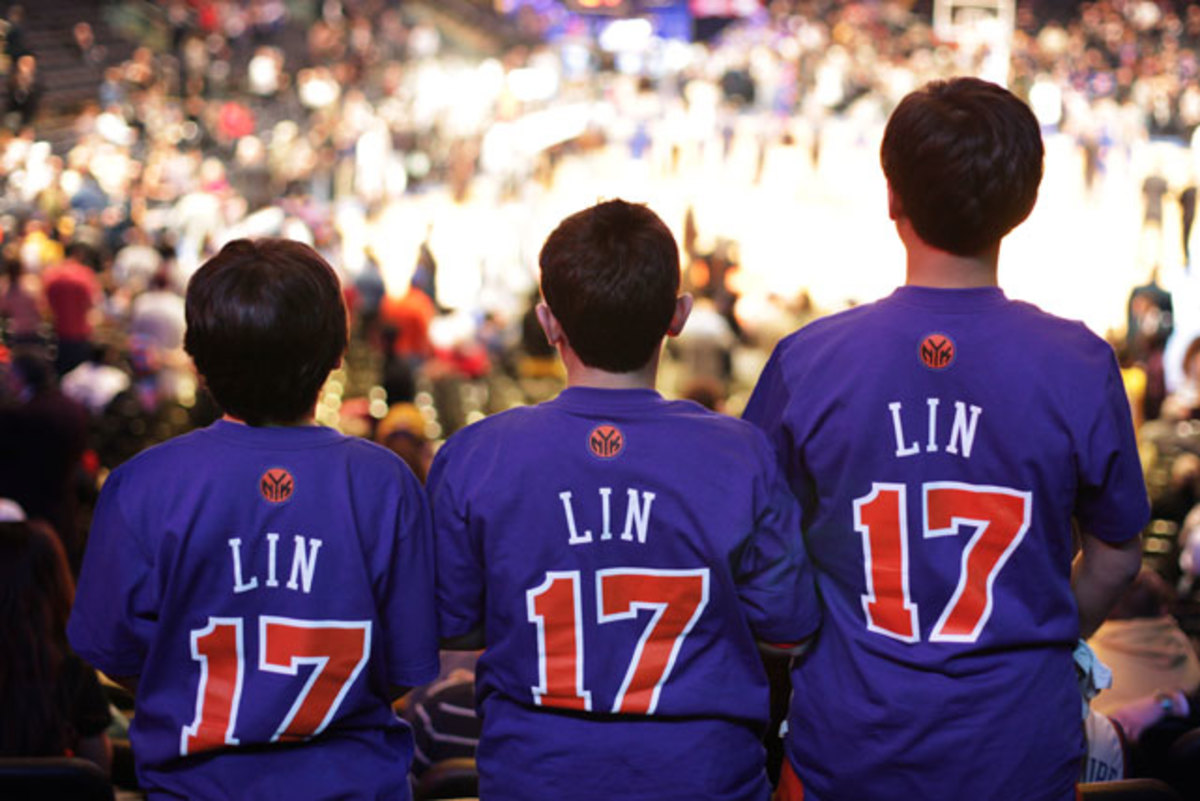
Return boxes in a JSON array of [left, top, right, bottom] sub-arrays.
[[588, 425, 624, 459], [919, 333, 955, 370], [260, 468, 295, 503]]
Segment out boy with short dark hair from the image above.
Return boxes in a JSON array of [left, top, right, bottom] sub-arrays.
[[744, 77, 1148, 801], [429, 199, 819, 801], [69, 238, 439, 799]]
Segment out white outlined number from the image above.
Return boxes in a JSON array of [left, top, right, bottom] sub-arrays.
[[856, 481, 1031, 643], [526, 568, 709, 714], [182, 616, 370, 755]]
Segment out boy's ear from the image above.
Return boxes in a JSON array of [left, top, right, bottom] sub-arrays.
[[887, 183, 904, 221], [535, 302, 564, 347], [666, 293, 693, 337]]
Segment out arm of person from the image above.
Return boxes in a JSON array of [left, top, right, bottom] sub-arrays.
[[1072, 528, 1142, 639], [427, 441, 488, 656]]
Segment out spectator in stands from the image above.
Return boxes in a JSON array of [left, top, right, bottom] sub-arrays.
[[380, 282, 435, 366], [1090, 568, 1200, 716], [2, 5, 28, 62], [4, 53, 40, 131], [1181, 183, 1196, 266], [375, 402, 431, 484], [1127, 270, 1173, 421], [429, 199, 819, 801], [1160, 335, 1200, 421], [0, 350, 89, 570], [111, 227, 164, 296], [71, 22, 105, 73], [41, 241, 101, 376], [744, 77, 1147, 801], [0, 248, 43, 345], [353, 252, 386, 344], [0, 518, 111, 774], [128, 270, 185, 355], [412, 227, 441, 312], [68, 237, 439, 799], [669, 295, 736, 390], [127, 268, 188, 407], [1143, 169, 1169, 234]]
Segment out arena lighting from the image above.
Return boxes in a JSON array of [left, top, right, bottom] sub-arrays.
[[565, 0, 631, 14], [598, 17, 654, 52], [932, 0, 1015, 84], [507, 66, 560, 103]]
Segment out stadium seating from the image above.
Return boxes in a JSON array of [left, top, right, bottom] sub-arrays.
[[1079, 778, 1182, 800], [0, 756, 114, 801], [414, 757, 479, 801]]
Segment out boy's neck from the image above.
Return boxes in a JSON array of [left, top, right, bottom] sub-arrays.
[[900, 220, 1000, 289], [222, 413, 318, 427], [561, 347, 660, 391]]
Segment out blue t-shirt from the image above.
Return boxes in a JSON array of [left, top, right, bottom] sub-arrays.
[[430, 387, 820, 801], [69, 420, 439, 800], [744, 286, 1150, 801]]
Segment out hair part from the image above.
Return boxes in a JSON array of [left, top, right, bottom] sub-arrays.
[[184, 238, 348, 425], [881, 77, 1044, 256], [539, 199, 680, 373]]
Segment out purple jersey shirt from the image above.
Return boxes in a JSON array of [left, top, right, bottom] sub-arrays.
[[429, 387, 820, 801], [68, 420, 439, 799], [744, 286, 1150, 801]]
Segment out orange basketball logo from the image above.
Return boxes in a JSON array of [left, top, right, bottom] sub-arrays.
[[589, 425, 624, 459], [919, 334, 955, 370], [260, 468, 295, 503]]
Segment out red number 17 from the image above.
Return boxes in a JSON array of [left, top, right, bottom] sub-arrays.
[[526, 568, 709, 715], [855, 481, 1031, 644], [182, 616, 371, 756]]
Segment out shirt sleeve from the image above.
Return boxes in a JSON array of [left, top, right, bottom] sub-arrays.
[[67, 470, 158, 678], [378, 466, 441, 688], [734, 441, 821, 645], [428, 442, 486, 642], [744, 342, 821, 533], [1074, 355, 1151, 543], [742, 346, 790, 460]]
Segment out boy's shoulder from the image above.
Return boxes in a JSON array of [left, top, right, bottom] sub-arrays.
[[110, 423, 221, 477], [662, 395, 775, 438], [444, 402, 537, 437], [110, 420, 414, 486], [436, 393, 773, 475], [775, 289, 1104, 353]]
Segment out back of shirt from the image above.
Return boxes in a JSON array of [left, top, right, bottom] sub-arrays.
[[744, 286, 1149, 801], [68, 420, 439, 800], [430, 387, 819, 801]]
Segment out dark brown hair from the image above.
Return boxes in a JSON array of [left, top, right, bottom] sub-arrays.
[[881, 77, 1044, 256], [185, 238, 348, 425], [539, 199, 680, 373]]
